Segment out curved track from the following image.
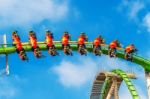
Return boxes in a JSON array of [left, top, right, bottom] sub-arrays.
[[90, 69, 138, 99], [112, 69, 139, 99], [0, 41, 150, 71], [0, 36, 150, 98]]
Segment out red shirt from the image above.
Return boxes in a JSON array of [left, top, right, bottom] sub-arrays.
[[125, 45, 134, 53], [109, 41, 117, 49], [62, 35, 69, 45], [30, 36, 37, 49], [16, 43, 22, 51], [78, 36, 86, 45], [13, 36, 23, 51], [46, 35, 53, 47], [93, 38, 101, 46]]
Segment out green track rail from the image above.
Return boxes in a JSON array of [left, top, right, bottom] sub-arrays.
[[100, 69, 139, 99], [100, 77, 111, 99], [0, 41, 150, 71], [112, 69, 139, 99]]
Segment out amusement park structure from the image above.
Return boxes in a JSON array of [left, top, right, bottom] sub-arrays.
[[90, 69, 138, 99], [0, 32, 150, 99]]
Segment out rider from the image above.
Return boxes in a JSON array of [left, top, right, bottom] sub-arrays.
[[77, 32, 88, 52], [125, 44, 136, 60], [108, 39, 121, 56], [45, 30, 58, 56], [29, 30, 41, 57], [12, 31, 19, 39], [12, 31, 22, 53], [12, 31, 28, 60], [29, 30, 38, 49], [93, 35, 105, 54], [45, 30, 54, 48], [61, 31, 71, 50]]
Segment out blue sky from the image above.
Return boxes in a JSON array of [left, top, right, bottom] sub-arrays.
[[0, 0, 150, 99]]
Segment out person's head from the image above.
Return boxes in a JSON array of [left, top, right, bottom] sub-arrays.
[[114, 39, 118, 43], [46, 30, 53, 36], [130, 44, 134, 46], [29, 30, 33, 33], [80, 32, 85, 36], [12, 31, 17, 36], [98, 35, 102, 38], [29, 30, 34, 36], [64, 31, 68, 35]]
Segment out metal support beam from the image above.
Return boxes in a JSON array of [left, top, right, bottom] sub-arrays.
[[145, 71, 150, 99], [106, 77, 119, 99], [3, 34, 9, 75], [106, 81, 115, 99], [114, 80, 119, 99]]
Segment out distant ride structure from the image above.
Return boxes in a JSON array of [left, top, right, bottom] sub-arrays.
[[90, 69, 138, 99]]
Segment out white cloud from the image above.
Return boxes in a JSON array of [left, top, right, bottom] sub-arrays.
[[52, 57, 98, 87], [118, 0, 150, 34], [143, 13, 150, 33], [0, 77, 17, 98], [128, 1, 144, 20], [118, 0, 144, 20], [0, 0, 69, 26], [119, 82, 132, 99], [51, 55, 144, 87], [51, 55, 148, 98], [0, 75, 27, 98]]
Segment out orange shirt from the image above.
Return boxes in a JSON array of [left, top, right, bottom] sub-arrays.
[[30, 36, 37, 49], [46, 35, 53, 47], [13, 37, 23, 51], [62, 35, 69, 45], [13, 36, 19, 44], [93, 38, 101, 46], [125, 45, 134, 53], [78, 36, 85, 45], [109, 41, 117, 49], [16, 43, 22, 51]]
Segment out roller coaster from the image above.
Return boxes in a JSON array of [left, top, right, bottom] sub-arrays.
[[91, 69, 138, 99], [0, 32, 150, 99]]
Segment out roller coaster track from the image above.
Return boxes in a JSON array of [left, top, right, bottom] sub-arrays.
[[0, 35, 150, 98], [0, 41, 150, 71], [90, 69, 138, 99]]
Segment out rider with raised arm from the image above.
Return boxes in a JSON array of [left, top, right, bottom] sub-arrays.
[[93, 35, 105, 56], [61, 31, 72, 55], [108, 39, 121, 57], [45, 30, 58, 56], [125, 44, 137, 61], [77, 32, 88, 55]]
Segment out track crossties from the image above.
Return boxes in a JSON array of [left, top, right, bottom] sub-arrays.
[[90, 69, 138, 99]]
